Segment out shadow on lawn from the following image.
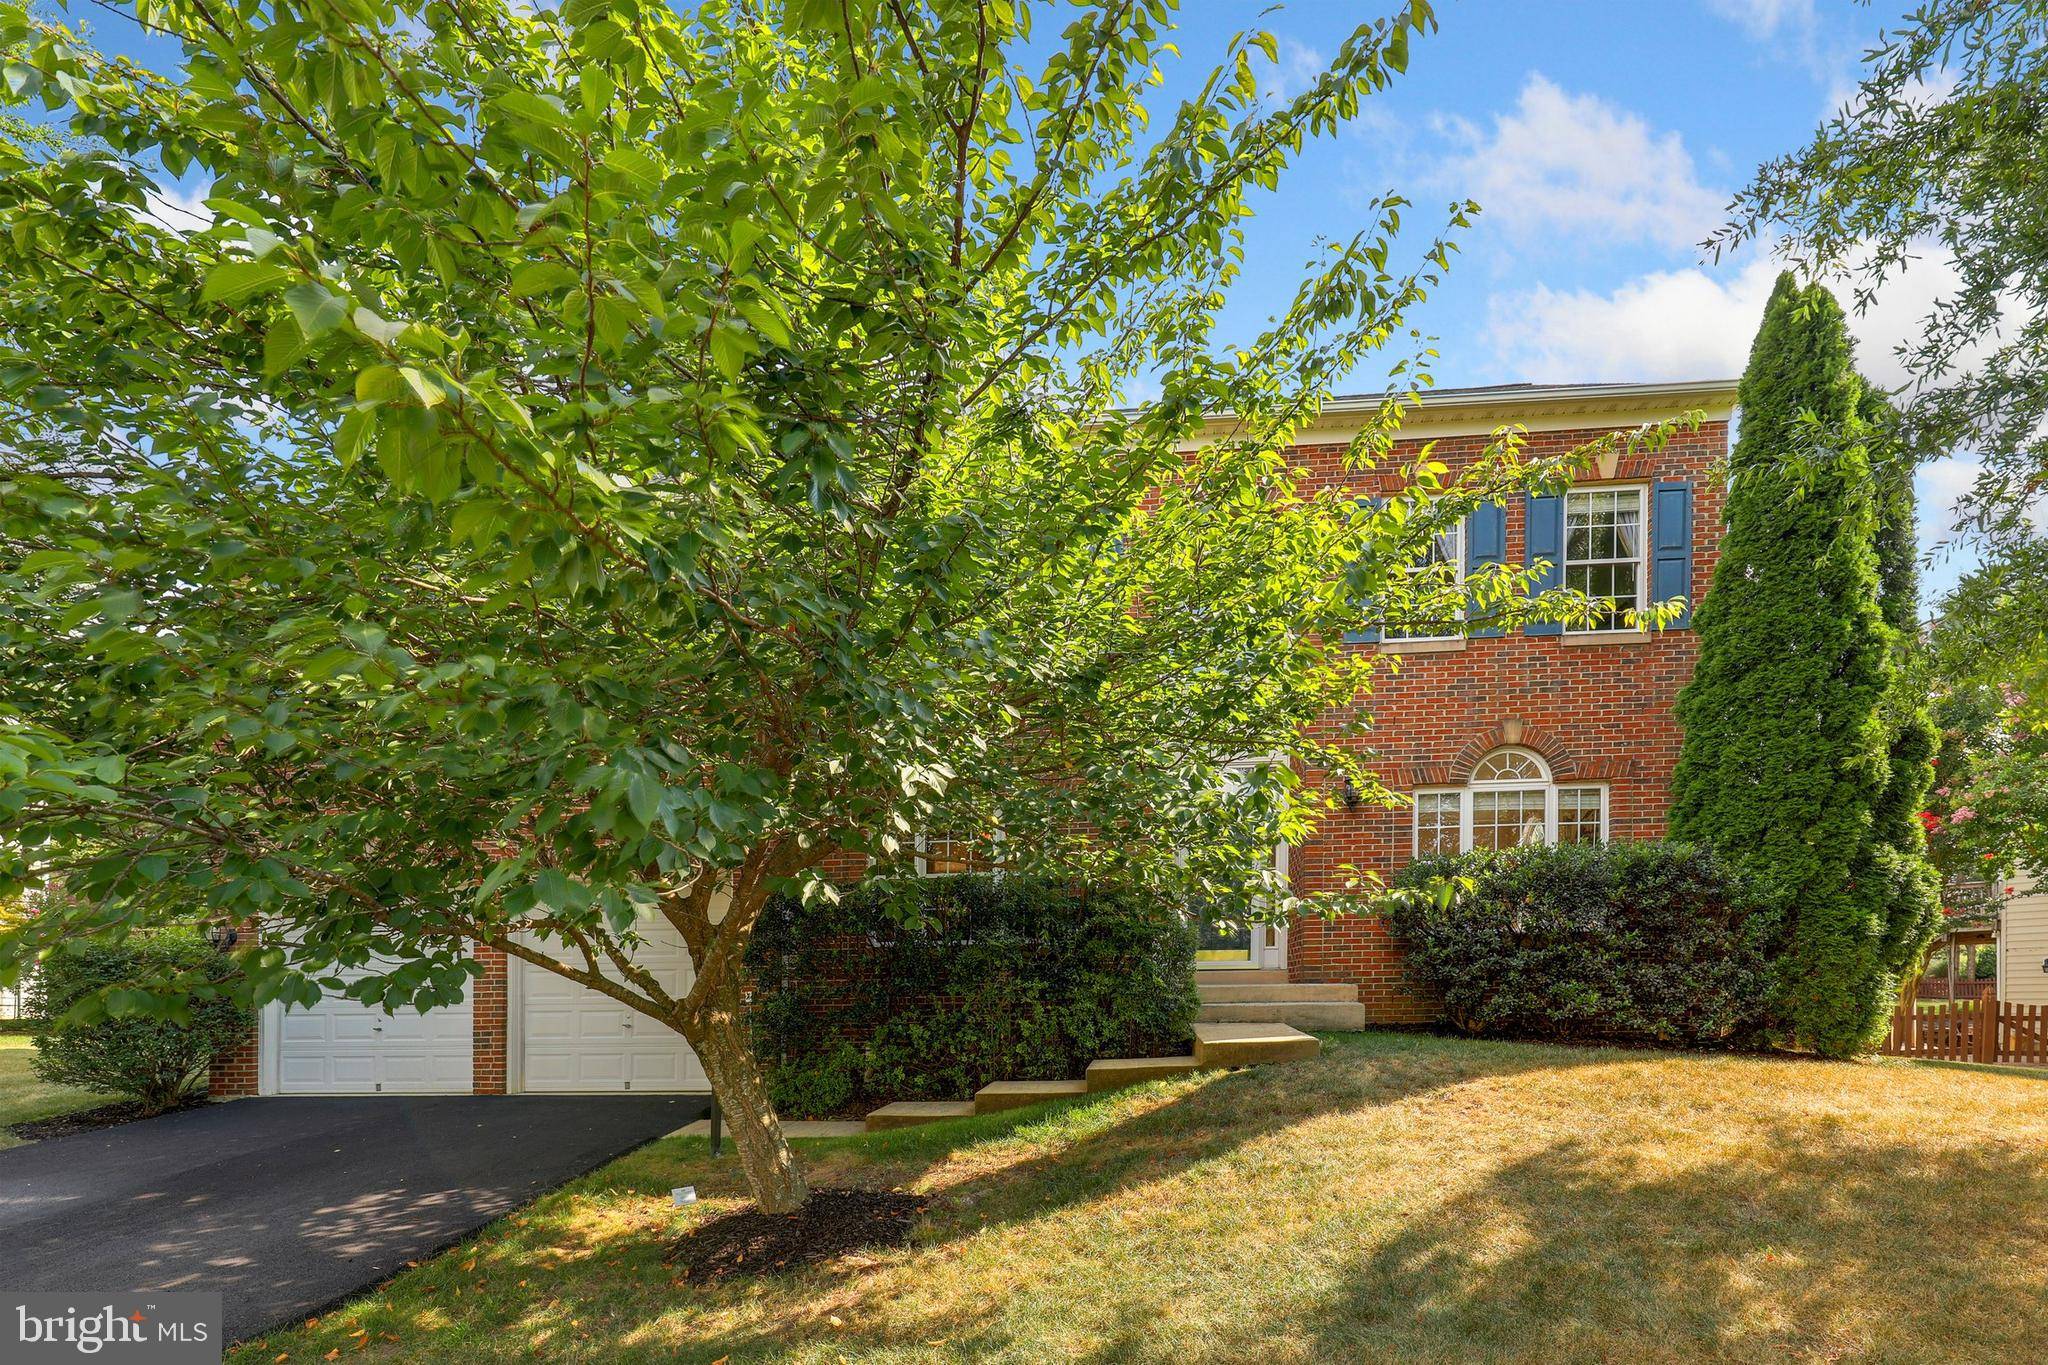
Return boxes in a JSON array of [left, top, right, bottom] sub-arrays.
[[1280, 1115, 2048, 1362], [662, 1033, 1626, 1359], [902, 1032, 1597, 1231]]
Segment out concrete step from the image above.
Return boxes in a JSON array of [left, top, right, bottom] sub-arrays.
[[1196, 969, 1291, 985], [974, 1079, 1088, 1114], [1084, 1054, 1203, 1093], [1196, 981, 1357, 1004], [1197, 1000, 1367, 1030], [1192, 1020, 1321, 1068], [864, 1100, 976, 1132]]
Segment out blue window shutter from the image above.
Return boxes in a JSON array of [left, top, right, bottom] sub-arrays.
[[1343, 496, 1385, 644], [1524, 492, 1565, 636], [1652, 479, 1694, 628], [1465, 502, 1506, 637]]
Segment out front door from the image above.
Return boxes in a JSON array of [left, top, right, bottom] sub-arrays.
[[1197, 760, 1290, 971]]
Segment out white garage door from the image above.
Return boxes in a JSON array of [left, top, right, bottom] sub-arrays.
[[518, 919, 707, 1092], [273, 963, 473, 1095]]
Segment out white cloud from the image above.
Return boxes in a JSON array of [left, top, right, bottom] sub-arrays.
[[1704, 0, 1841, 85], [1255, 37, 1328, 105], [1436, 74, 1725, 251], [1917, 456, 1982, 546], [1486, 243, 1972, 389], [1488, 255, 1779, 382], [1704, 0, 1816, 41], [139, 180, 213, 235]]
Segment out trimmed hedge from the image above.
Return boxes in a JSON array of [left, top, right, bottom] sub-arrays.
[[28, 931, 252, 1113], [748, 875, 1198, 1116], [1388, 841, 1774, 1048]]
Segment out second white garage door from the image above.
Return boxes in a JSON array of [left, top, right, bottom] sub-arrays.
[[517, 919, 708, 1092], [272, 963, 473, 1095]]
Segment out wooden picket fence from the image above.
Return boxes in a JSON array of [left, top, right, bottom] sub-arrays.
[[1883, 988, 2048, 1066]]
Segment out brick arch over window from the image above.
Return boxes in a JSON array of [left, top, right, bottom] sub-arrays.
[[1397, 720, 1632, 787], [1451, 721, 1579, 782]]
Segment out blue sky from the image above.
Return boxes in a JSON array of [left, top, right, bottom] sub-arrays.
[[1151, 0, 2011, 608], [61, 0, 2004, 605]]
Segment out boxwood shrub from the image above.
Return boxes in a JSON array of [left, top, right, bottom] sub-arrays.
[[28, 930, 252, 1113], [1388, 841, 1775, 1048], [748, 874, 1198, 1116]]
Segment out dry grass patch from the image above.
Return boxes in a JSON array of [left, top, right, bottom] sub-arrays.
[[234, 1033, 2048, 1364]]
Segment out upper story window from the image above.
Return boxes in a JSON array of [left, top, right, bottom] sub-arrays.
[[1563, 487, 1646, 632], [1414, 747, 1608, 855], [1385, 519, 1465, 641]]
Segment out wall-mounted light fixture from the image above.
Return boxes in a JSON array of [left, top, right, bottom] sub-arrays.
[[205, 922, 239, 952]]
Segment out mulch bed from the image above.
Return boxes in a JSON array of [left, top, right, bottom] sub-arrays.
[[7, 1099, 195, 1142], [665, 1187, 929, 1281]]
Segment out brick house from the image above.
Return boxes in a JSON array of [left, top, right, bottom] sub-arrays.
[[1270, 378, 1734, 1021], [211, 377, 1735, 1096]]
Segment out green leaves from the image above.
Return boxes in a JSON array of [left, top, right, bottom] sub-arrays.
[[0, 0, 1485, 1204], [508, 261, 579, 298], [285, 282, 349, 338], [200, 257, 292, 304]]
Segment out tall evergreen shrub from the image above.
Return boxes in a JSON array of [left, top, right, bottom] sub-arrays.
[[1670, 273, 1909, 1056], [1863, 389, 1944, 983]]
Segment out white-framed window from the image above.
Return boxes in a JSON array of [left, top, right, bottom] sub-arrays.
[[1414, 790, 1460, 856], [1412, 748, 1608, 854], [1564, 487, 1646, 632], [915, 829, 1000, 876], [1385, 518, 1465, 641]]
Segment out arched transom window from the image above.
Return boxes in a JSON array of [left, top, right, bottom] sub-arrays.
[[1414, 748, 1607, 855]]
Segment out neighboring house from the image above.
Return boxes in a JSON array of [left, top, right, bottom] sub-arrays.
[[211, 378, 1736, 1097], [1999, 869, 2048, 1007]]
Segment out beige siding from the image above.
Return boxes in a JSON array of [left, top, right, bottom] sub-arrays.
[[2002, 871, 2048, 1007]]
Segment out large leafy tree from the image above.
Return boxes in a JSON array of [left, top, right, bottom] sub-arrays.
[[1671, 273, 1936, 1057], [0, 0, 1631, 1210], [1925, 537, 2048, 886]]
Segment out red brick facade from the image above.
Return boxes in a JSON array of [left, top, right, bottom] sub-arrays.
[[1284, 417, 1730, 1020], [206, 388, 1733, 1091], [472, 947, 509, 1094], [207, 921, 261, 1099], [207, 1013, 260, 1098]]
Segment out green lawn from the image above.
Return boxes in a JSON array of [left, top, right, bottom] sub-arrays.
[[0, 1032, 119, 1150], [235, 1032, 2048, 1363]]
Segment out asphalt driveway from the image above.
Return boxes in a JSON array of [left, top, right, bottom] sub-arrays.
[[0, 1094, 707, 1343]]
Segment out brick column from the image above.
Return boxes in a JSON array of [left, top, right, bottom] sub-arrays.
[[472, 946, 509, 1094], [207, 920, 261, 1099], [208, 1022, 260, 1098]]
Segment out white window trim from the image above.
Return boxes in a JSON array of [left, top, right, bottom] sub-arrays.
[[1412, 749, 1609, 854], [1562, 485, 1648, 635], [1386, 516, 1467, 642], [914, 828, 1004, 878]]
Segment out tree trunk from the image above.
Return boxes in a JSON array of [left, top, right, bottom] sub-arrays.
[[683, 976, 810, 1214]]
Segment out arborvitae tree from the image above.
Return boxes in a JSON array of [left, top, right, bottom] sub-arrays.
[[1670, 273, 1899, 1056], [1861, 390, 1944, 985]]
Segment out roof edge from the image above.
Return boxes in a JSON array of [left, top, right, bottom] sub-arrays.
[[1333, 378, 1742, 415]]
